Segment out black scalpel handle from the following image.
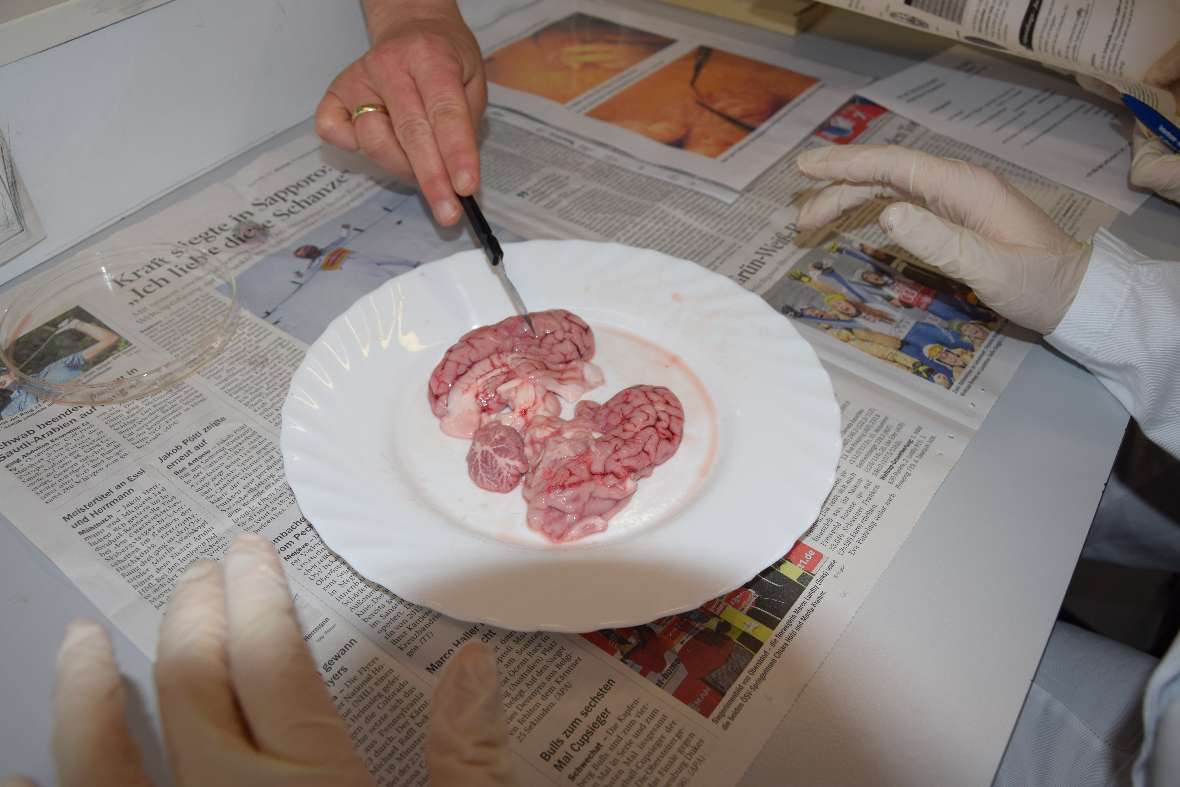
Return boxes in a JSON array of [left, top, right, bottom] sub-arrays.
[[459, 195, 503, 267]]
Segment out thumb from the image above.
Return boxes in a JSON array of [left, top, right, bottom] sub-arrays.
[[426, 643, 515, 787], [1131, 128, 1180, 203], [881, 202, 1088, 334], [52, 620, 153, 787]]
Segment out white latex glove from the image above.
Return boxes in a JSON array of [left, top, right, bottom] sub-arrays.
[[7, 535, 514, 787], [427, 642, 517, 786], [1130, 39, 1180, 203], [795, 145, 1091, 334], [1132, 124, 1180, 203], [1076, 39, 1180, 203]]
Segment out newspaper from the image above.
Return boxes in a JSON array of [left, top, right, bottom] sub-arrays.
[[0, 129, 45, 266], [816, 0, 1180, 115], [474, 0, 871, 200], [860, 45, 1151, 213], [0, 89, 1118, 784]]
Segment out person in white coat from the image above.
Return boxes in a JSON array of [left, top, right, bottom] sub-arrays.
[[790, 140, 1180, 786]]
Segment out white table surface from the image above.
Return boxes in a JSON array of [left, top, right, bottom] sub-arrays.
[[2, 2, 1176, 785]]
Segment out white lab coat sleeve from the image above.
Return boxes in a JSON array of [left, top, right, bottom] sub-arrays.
[[1042, 229, 1180, 787], [1136, 635, 1180, 787], [993, 622, 1156, 787], [1046, 229, 1180, 460]]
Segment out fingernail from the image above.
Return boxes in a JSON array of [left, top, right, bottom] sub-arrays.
[[435, 200, 460, 224], [227, 534, 276, 566], [796, 203, 816, 229], [454, 170, 477, 194], [795, 148, 822, 175], [879, 203, 905, 233], [227, 534, 284, 580], [59, 619, 104, 655], [232, 533, 268, 550], [452, 643, 498, 696], [178, 559, 218, 584]]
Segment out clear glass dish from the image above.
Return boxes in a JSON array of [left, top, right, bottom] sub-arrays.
[[0, 243, 238, 408]]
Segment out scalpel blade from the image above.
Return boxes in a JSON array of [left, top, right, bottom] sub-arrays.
[[459, 195, 537, 336]]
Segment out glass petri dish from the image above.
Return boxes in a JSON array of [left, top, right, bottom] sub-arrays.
[[0, 243, 239, 407]]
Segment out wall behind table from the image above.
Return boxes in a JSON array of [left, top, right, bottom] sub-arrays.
[[0, 0, 370, 286]]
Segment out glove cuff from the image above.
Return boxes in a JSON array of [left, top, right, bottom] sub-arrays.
[[1047, 229, 1144, 352]]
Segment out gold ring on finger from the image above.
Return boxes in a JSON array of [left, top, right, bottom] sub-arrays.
[[351, 103, 389, 121]]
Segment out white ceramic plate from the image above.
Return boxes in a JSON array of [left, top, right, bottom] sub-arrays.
[[281, 240, 840, 632]]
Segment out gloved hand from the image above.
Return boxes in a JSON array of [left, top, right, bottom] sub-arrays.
[[1132, 124, 1180, 203], [5, 535, 514, 787], [316, 0, 486, 226], [1075, 39, 1180, 203], [795, 145, 1091, 334], [1131, 40, 1180, 202]]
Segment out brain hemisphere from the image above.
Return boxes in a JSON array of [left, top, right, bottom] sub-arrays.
[[520, 413, 634, 543], [427, 309, 601, 438], [522, 386, 685, 543], [580, 385, 685, 477]]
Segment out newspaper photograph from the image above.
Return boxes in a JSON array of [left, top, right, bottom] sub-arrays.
[[761, 235, 1002, 393], [816, 0, 1180, 113], [0, 309, 130, 419], [475, 0, 871, 197], [225, 186, 522, 344]]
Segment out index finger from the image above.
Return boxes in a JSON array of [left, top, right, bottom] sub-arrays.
[[155, 560, 253, 778], [797, 145, 963, 197], [410, 54, 480, 195], [222, 535, 362, 768], [795, 145, 1054, 244]]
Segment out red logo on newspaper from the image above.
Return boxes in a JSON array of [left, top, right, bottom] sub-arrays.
[[814, 97, 888, 145], [787, 541, 823, 572]]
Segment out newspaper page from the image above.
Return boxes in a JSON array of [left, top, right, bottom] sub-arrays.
[[0, 97, 1119, 787], [0, 129, 976, 786], [473, 0, 872, 199], [815, 0, 1180, 114], [860, 45, 1148, 212]]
